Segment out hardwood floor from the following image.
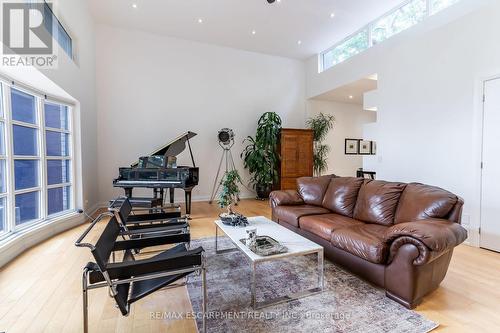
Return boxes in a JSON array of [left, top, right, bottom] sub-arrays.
[[0, 199, 499, 332]]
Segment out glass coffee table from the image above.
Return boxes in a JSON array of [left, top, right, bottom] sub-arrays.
[[214, 216, 324, 309]]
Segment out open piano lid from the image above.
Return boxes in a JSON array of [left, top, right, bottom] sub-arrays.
[[130, 131, 197, 167]]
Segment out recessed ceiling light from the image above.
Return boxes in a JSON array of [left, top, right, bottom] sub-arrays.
[[330, 12, 335, 18], [297, 40, 302, 45], [197, 18, 203, 24], [349, 95, 354, 99], [132, 3, 137, 9], [251, 30, 256, 35]]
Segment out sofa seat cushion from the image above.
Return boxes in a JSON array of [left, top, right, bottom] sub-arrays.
[[273, 205, 330, 227], [331, 224, 389, 264], [299, 214, 364, 241], [395, 183, 458, 223], [353, 180, 407, 226]]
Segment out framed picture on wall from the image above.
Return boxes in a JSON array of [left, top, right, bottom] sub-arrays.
[[345, 139, 359, 155], [358, 140, 372, 155], [371, 141, 377, 155]]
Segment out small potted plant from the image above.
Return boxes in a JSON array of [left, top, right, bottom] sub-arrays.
[[218, 170, 248, 226]]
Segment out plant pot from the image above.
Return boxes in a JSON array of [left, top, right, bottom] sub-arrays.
[[255, 183, 272, 200]]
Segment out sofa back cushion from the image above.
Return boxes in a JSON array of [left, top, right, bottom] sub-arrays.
[[322, 177, 364, 217], [394, 183, 458, 223], [353, 180, 407, 226], [297, 175, 335, 206]]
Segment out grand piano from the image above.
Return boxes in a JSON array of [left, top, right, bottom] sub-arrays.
[[113, 131, 199, 216]]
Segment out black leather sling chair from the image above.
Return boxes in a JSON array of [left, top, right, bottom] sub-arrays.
[[109, 196, 186, 229], [75, 213, 206, 333]]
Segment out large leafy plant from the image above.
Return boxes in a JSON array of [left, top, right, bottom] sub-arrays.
[[217, 170, 241, 213], [306, 113, 335, 176], [241, 112, 282, 188]]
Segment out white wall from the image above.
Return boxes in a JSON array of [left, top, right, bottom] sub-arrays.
[[95, 25, 306, 204], [307, 100, 376, 177], [305, 0, 500, 243]]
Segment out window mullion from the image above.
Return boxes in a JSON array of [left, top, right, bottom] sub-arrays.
[[368, 22, 373, 48], [69, 106, 75, 211], [4, 85, 15, 233], [14, 187, 42, 195], [39, 97, 47, 220], [47, 182, 71, 189]]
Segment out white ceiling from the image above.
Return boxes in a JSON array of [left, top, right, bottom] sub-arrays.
[[312, 77, 377, 105], [89, 0, 402, 60]]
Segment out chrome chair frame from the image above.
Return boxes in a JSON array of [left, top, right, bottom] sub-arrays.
[[76, 214, 206, 333]]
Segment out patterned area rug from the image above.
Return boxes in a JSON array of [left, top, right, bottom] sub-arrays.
[[187, 237, 438, 333]]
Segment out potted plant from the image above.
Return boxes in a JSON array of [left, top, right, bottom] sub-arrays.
[[241, 112, 282, 199], [306, 113, 335, 176], [217, 170, 241, 214], [217, 170, 248, 226]]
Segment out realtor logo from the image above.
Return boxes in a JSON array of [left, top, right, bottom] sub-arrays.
[[2, 1, 57, 68]]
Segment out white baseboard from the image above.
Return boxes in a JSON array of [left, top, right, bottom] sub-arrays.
[[464, 226, 480, 247], [0, 203, 100, 269]]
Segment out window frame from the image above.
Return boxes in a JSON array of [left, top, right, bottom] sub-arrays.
[[44, 99, 74, 218], [42, 0, 74, 59], [319, 0, 461, 72], [370, 0, 427, 46], [0, 79, 75, 239], [0, 84, 7, 236]]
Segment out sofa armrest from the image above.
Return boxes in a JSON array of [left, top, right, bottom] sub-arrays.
[[385, 219, 468, 265], [269, 190, 304, 208]]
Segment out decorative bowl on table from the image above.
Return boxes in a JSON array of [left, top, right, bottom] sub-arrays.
[[219, 212, 249, 227], [240, 236, 288, 256]]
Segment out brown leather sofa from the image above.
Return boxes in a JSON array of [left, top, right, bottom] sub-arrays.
[[269, 176, 467, 309]]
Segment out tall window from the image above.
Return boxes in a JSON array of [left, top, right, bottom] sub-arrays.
[[45, 102, 71, 215], [0, 81, 74, 239], [320, 0, 462, 71], [0, 85, 6, 233], [12, 88, 40, 224]]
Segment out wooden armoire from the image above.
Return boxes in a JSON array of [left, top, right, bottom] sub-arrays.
[[278, 128, 314, 190]]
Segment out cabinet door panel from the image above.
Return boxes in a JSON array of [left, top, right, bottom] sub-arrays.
[[281, 133, 300, 177], [280, 129, 314, 190], [297, 134, 313, 176], [281, 177, 297, 190]]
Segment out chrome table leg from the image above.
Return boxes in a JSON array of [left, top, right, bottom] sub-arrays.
[[251, 262, 256, 309], [252, 250, 324, 310], [201, 264, 207, 333], [318, 250, 324, 290]]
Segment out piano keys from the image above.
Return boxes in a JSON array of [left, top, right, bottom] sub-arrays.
[[113, 131, 199, 217]]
